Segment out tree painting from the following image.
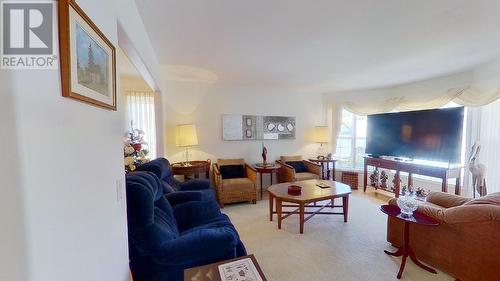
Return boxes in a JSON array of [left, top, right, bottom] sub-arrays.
[[76, 24, 109, 96]]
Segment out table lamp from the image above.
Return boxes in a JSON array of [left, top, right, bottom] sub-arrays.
[[314, 126, 330, 158], [176, 124, 198, 166]]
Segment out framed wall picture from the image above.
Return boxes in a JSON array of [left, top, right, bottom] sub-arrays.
[[58, 0, 116, 110], [222, 114, 296, 140]]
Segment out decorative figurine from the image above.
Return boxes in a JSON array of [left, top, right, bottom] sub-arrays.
[[369, 168, 379, 187], [414, 187, 430, 198], [380, 170, 389, 189], [392, 175, 402, 191], [468, 142, 487, 197], [400, 185, 409, 196], [261, 142, 268, 166]]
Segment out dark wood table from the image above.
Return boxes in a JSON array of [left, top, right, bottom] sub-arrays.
[[381, 204, 439, 279], [308, 159, 337, 180], [171, 160, 211, 180], [253, 163, 281, 199], [364, 156, 463, 196], [184, 254, 267, 281], [268, 179, 351, 234]]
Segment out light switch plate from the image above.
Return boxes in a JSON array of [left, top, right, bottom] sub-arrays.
[[116, 178, 124, 202]]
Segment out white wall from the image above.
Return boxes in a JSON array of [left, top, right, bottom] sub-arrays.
[[0, 0, 161, 280], [162, 80, 325, 176], [121, 75, 154, 92], [0, 72, 29, 281]]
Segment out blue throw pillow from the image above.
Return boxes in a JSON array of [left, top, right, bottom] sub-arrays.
[[219, 165, 245, 179], [286, 161, 308, 173]]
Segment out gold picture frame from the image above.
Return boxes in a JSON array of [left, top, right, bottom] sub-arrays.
[[58, 0, 116, 110]]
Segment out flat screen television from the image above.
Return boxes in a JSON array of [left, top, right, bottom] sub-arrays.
[[366, 107, 464, 163]]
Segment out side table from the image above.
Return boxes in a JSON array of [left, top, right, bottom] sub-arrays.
[[253, 163, 281, 199], [308, 159, 337, 180], [184, 254, 267, 281], [380, 205, 439, 279], [171, 160, 211, 180]]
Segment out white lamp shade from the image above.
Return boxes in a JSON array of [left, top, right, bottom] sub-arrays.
[[176, 124, 199, 147], [314, 126, 330, 143]]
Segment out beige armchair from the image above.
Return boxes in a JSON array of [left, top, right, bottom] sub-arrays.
[[276, 155, 321, 183], [387, 192, 500, 281], [213, 159, 257, 208]]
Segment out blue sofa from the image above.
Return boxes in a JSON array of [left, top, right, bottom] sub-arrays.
[[136, 158, 216, 201], [126, 172, 246, 281]]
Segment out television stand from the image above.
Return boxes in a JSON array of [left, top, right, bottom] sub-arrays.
[[363, 157, 463, 196]]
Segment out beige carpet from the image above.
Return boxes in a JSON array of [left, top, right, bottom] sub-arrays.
[[222, 190, 454, 281]]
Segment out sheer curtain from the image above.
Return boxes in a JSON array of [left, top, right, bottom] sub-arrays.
[[125, 91, 157, 159], [478, 98, 500, 194]]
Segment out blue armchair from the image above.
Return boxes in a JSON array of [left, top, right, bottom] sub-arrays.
[[126, 172, 247, 281], [136, 158, 216, 201]]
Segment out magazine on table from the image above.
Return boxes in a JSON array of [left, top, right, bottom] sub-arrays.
[[218, 257, 263, 281]]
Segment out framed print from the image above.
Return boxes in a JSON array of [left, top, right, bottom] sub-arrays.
[[59, 0, 116, 110]]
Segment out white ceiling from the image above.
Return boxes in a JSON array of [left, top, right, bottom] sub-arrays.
[[136, 0, 500, 93]]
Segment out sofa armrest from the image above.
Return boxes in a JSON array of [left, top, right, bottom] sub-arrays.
[[276, 160, 295, 183], [165, 191, 202, 206], [213, 164, 222, 187], [179, 179, 211, 191], [443, 205, 500, 224], [153, 228, 238, 266], [427, 192, 471, 208], [304, 160, 321, 175], [245, 164, 257, 184], [173, 200, 222, 231], [212, 164, 224, 204]]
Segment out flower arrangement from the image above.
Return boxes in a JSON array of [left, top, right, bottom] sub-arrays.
[[124, 126, 150, 173]]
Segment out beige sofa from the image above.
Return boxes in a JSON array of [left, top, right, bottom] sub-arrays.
[[387, 192, 500, 281], [276, 155, 321, 183]]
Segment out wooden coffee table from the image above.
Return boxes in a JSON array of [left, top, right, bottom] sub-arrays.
[[268, 179, 351, 234]]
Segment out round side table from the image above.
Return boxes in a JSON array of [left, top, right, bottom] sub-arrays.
[[308, 159, 337, 180], [380, 204, 439, 279], [171, 160, 211, 180], [253, 163, 281, 199]]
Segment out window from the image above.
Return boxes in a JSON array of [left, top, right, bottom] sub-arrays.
[[335, 109, 367, 169], [125, 91, 157, 158]]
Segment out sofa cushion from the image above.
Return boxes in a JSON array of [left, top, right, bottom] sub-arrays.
[[137, 158, 172, 182], [427, 192, 471, 208], [181, 214, 235, 235], [464, 192, 500, 206], [219, 165, 245, 179], [126, 177, 179, 257], [222, 178, 254, 191], [286, 161, 308, 173], [295, 172, 320, 181], [136, 158, 182, 191]]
